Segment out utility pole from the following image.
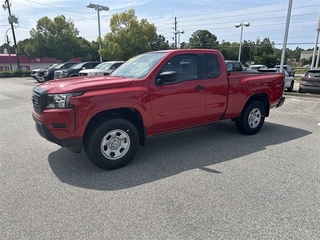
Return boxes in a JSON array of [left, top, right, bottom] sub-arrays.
[[6, 34, 13, 71], [174, 17, 177, 49], [3, 0, 20, 69]]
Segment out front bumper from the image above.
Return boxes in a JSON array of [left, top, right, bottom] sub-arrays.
[[33, 114, 83, 153]]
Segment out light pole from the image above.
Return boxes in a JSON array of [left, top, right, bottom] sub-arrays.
[[235, 22, 250, 62], [86, 3, 109, 62], [174, 30, 185, 48], [311, 7, 320, 69]]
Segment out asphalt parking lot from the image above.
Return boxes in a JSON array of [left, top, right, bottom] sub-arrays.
[[1, 77, 320, 239]]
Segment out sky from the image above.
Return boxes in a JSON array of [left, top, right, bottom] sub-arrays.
[[0, 0, 319, 51]]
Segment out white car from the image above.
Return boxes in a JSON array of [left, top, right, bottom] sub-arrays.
[[31, 64, 56, 79], [257, 68, 294, 92], [79, 61, 124, 76], [31, 69, 41, 79], [248, 64, 268, 71]]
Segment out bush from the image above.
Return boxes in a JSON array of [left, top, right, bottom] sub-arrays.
[[0, 69, 31, 78]]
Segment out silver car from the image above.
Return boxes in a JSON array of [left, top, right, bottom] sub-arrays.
[[78, 61, 124, 76]]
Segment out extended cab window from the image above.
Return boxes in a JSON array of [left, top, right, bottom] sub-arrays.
[[161, 54, 198, 82], [205, 54, 221, 78]]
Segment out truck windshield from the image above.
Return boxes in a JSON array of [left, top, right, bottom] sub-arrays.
[[110, 52, 168, 79]]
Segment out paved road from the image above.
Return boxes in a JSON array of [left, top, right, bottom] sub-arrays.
[[1, 78, 320, 239]]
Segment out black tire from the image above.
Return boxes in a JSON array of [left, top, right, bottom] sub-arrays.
[[287, 81, 294, 92], [235, 101, 265, 135], [85, 118, 140, 170]]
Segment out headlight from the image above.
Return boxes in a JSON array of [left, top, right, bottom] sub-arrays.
[[46, 92, 84, 108], [62, 71, 68, 77], [44, 71, 49, 76]]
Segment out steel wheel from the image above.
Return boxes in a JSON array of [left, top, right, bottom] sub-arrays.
[[85, 118, 139, 170], [100, 129, 130, 160], [235, 101, 265, 135], [248, 107, 261, 129]]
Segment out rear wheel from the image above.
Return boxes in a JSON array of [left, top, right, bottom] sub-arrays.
[[235, 101, 265, 135], [85, 118, 140, 170], [287, 81, 294, 92]]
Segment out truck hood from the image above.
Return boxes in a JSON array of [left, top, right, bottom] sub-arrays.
[[38, 76, 134, 93]]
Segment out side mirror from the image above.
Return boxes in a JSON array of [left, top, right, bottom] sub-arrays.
[[156, 71, 177, 85]]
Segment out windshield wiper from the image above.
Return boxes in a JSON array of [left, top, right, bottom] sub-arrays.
[[111, 75, 126, 78]]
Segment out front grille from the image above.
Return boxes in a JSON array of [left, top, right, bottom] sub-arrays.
[[37, 71, 44, 77], [54, 71, 62, 79], [79, 73, 88, 76], [32, 92, 40, 114], [32, 87, 48, 114]]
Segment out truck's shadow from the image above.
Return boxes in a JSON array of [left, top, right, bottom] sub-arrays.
[[48, 121, 311, 190]]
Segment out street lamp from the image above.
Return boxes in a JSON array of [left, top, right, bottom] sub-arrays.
[[174, 30, 185, 48], [86, 3, 109, 62], [235, 22, 250, 62]]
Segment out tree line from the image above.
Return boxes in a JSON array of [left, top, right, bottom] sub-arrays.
[[0, 9, 313, 67]]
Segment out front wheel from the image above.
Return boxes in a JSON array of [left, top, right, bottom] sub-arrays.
[[235, 101, 265, 135], [85, 118, 140, 170]]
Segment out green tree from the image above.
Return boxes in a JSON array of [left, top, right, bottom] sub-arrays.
[[179, 42, 189, 49], [241, 40, 255, 65], [189, 30, 218, 49], [150, 34, 170, 51], [0, 42, 15, 54], [100, 9, 157, 60], [77, 38, 101, 61], [252, 38, 277, 67], [217, 40, 238, 60], [17, 15, 91, 61], [300, 58, 309, 66]]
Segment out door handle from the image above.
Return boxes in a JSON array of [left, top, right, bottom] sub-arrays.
[[194, 85, 205, 90]]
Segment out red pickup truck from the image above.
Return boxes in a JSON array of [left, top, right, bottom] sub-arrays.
[[32, 49, 285, 170]]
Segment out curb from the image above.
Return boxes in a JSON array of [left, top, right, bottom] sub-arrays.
[[284, 91, 320, 98]]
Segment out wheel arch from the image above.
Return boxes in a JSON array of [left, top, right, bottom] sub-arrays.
[[233, 93, 270, 122], [83, 107, 146, 146], [245, 93, 269, 116]]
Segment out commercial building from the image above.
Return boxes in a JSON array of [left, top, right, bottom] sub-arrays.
[[0, 50, 80, 71]]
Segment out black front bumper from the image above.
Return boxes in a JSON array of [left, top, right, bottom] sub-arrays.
[[33, 114, 83, 153]]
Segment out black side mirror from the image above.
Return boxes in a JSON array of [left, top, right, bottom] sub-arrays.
[[156, 71, 177, 85]]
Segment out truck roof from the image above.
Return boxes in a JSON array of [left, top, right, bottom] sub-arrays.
[[153, 49, 222, 54]]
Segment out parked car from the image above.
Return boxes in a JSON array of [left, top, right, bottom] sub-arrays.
[[258, 68, 294, 92], [299, 69, 320, 94], [225, 60, 247, 71], [248, 65, 268, 71], [36, 62, 78, 82], [31, 64, 55, 79], [79, 61, 124, 76], [274, 65, 295, 77], [54, 61, 101, 79]]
